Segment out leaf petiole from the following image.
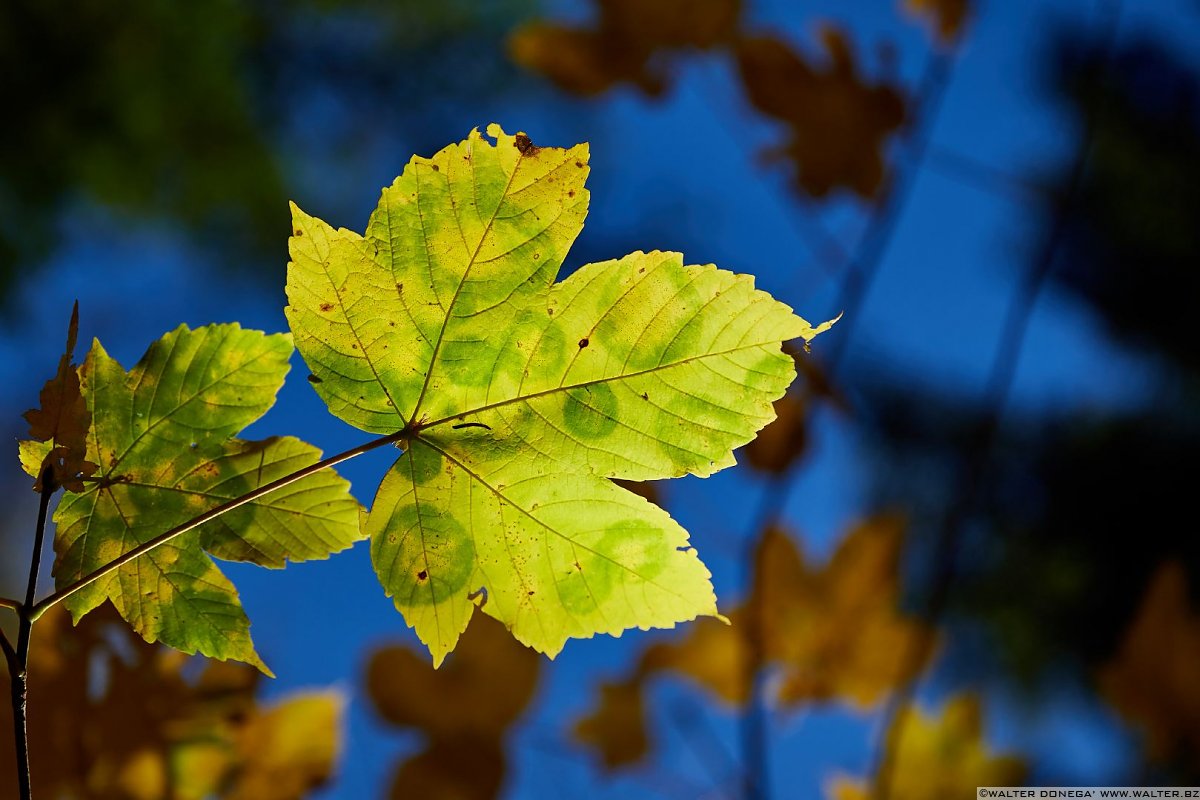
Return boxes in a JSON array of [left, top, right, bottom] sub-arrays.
[[27, 430, 408, 623], [0, 598, 21, 616]]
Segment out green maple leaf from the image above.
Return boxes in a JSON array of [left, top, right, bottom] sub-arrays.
[[286, 124, 834, 664], [20, 323, 362, 671]]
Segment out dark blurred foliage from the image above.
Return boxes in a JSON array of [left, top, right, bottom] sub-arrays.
[[0, 0, 534, 302], [860, 31, 1200, 780], [1053, 39, 1200, 375]]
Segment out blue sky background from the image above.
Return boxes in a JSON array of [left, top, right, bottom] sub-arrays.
[[3, 0, 1199, 796]]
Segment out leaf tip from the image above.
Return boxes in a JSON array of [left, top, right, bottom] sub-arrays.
[[801, 310, 842, 344]]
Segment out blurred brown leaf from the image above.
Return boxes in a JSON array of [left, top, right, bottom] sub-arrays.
[[744, 392, 810, 473], [903, 0, 970, 44], [574, 516, 934, 769], [734, 27, 906, 199], [0, 605, 342, 799], [367, 614, 540, 799], [510, 0, 741, 96], [639, 610, 753, 706], [388, 737, 505, 800], [826, 694, 1026, 800], [21, 301, 97, 492], [1100, 561, 1200, 763], [573, 678, 651, 769], [744, 343, 843, 474], [614, 479, 665, 506]]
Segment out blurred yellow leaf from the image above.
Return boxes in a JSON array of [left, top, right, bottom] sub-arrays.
[[510, 0, 741, 96], [0, 605, 342, 799], [366, 614, 541, 799], [222, 692, 344, 800], [766, 517, 936, 707], [673, 518, 934, 709], [1100, 561, 1200, 763], [827, 694, 1025, 800], [734, 26, 906, 199]]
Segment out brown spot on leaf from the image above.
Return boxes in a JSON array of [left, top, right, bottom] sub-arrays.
[[307, 374, 323, 384], [319, 302, 334, 312], [514, 133, 541, 156], [417, 570, 428, 581], [578, 338, 589, 348], [568, 190, 575, 198], [431, 164, 440, 172]]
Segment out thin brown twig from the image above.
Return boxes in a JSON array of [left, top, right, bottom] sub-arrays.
[[0, 599, 21, 616], [736, 42, 960, 800], [10, 468, 54, 800], [0, 629, 15, 674], [869, 2, 1123, 797], [28, 430, 406, 622]]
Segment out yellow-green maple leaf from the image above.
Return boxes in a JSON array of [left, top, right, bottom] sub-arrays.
[[285, 124, 834, 664]]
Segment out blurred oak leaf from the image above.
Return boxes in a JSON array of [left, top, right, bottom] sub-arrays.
[[0, 605, 343, 800], [573, 678, 651, 769], [1100, 561, 1200, 763], [903, 0, 970, 44], [510, 0, 741, 96], [826, 694, 1026, 800], [734, 27, 906, 199], [366, 614, 540, 799], [21, 301, 97, 492]]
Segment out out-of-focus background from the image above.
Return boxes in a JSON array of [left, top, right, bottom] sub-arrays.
[[2, 0, 1200, 797]]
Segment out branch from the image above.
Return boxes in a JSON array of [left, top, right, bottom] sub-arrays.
[[734, 41, 963, 800], [870, 3, 1123, 797], [0, 599, 21, 616], [10, 469, 55, 800], [0, 630, 15, 675], [27, 430, 406, 623]]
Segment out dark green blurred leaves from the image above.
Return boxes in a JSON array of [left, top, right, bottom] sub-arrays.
[[0, 0, 535, 300]]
